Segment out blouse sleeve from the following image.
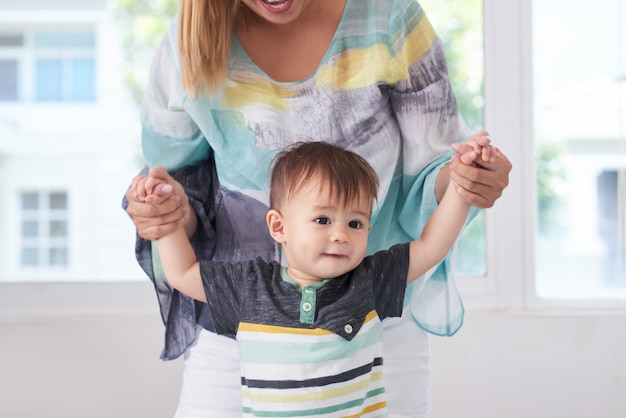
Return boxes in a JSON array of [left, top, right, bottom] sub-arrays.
[[122, 157, 220, 360], [385, 0, 480, 336], [140, 20, 212, 171]]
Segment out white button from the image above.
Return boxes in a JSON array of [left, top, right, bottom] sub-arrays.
[[344, 324, 353, 334], [304, 288, 315, 294], [302, 302, 313, 312]]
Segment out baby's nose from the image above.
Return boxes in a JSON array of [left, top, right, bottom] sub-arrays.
[[330, 225, 349, 243]]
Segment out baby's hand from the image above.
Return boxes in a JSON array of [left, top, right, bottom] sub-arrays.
[[131, 174, 172, 202], [452, 130, 497, 165]]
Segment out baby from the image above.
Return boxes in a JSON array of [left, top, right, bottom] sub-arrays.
[[135, 135, 494, 417]]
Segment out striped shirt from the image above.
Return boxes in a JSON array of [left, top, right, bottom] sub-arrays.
[[200, 244, 410, 416]]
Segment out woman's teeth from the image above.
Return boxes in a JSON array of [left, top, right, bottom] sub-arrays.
[[264, 0, 287, 8]]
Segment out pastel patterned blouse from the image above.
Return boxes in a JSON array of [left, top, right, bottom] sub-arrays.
[[135, 0, 473, 361]]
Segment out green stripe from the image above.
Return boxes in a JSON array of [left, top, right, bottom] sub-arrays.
[[242, 387, 386, 417], [238, 320, 382, 364]]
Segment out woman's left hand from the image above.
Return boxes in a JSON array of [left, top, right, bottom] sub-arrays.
[[449, 142, 512, 208]]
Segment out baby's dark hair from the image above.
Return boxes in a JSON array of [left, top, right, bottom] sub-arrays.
[[269, 141, 379, 213]]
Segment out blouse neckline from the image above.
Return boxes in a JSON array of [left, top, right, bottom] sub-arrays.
[[230, 0, 351, 86]]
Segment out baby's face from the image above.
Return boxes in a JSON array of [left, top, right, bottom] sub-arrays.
[[278, 178, 371, 283]]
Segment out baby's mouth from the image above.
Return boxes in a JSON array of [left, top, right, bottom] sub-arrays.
[[323, 252, 347, 259]]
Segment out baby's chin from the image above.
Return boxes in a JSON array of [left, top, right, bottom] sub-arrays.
[[313, 257, 361, 278]]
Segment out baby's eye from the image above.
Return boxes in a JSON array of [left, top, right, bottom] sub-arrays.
[[316, 217, 330, 225], [348, 220, 362, 229]]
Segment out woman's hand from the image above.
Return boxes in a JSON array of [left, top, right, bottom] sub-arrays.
[[449, 138, 512, 208], [125, 166, 196, 240], [435, 131, 512, 208]]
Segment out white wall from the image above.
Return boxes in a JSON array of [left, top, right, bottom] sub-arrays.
[[431, 311, 626, 418], [0, 306, 183, 418], [1, 305, 624, 418]]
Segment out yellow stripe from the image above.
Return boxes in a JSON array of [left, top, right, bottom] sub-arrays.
[[316, 17, 437, 90], [316, 44, 392, 90], [238, 321, 334, 336], [241, 371, 385, 403], [239, 310, 380, 336], [363, 310, 378, 324], [390, 13, 438, 82], [342, 401, 388, 418], [221, 73, 294, 110]]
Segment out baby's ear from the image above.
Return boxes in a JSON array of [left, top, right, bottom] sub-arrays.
[[266, 209, 286, 243]]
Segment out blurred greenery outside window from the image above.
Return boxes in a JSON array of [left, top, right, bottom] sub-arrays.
[[422, 0, 486, 276]]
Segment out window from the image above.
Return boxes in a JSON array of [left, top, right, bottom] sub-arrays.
[[20, 191, 69, 268], [0, 30, 95, 102], [0, 35, 21, 100], [533, 0, 626, 299], [34, 32, 95, 102]]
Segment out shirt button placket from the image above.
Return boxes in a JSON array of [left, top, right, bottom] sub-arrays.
[[299, 287, 316, 324]]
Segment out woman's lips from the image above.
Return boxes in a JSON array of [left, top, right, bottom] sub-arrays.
[[260, 0, 292, 13]]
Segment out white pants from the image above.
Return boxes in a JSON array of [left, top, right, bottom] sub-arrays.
[[174, 313, 431, 418]]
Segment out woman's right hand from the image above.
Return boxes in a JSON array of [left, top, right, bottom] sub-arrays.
[[126, 166, 195, 240]]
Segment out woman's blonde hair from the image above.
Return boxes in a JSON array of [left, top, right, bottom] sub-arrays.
[[178, 0, 241, 98]]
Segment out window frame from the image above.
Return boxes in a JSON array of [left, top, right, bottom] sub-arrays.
[[475, 0, 626, 311], [2, 0, 625, 318], [0, 25, 96, 103], [19, 190, 70, 268], [454, 0, 534, 311]]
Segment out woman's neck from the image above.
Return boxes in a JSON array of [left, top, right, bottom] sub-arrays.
[[236, 0, 347, 82]]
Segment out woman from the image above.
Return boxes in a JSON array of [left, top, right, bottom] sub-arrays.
[[124, 0, 512, 416]]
